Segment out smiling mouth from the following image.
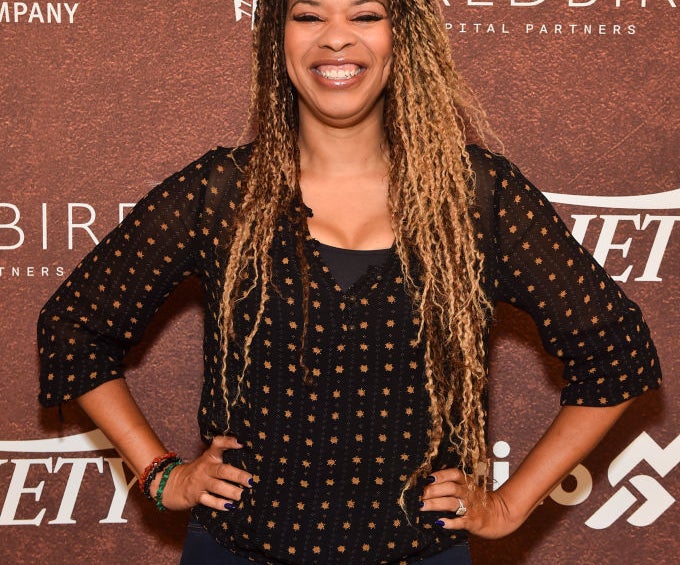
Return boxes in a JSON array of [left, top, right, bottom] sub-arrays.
[[313, 64, 364, 80]]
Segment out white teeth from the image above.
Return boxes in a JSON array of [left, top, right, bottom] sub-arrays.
[[317, 68, 362, 80]]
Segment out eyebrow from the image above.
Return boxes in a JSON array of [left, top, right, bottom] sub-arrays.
[[288, 0, 387, 9], [289, 0, 320, 6]]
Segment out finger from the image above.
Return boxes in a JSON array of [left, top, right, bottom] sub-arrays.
[[196, 491, 240, 513], [428, 468, 466, 485], [433, 516, 466, 530], [215, 463, 253, 489], [206, 477, 247, 501], [422, 480, 469, 500], [420, 496, 467, 512]]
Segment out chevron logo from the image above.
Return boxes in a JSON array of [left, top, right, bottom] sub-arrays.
[[585, 432, 680, 529]]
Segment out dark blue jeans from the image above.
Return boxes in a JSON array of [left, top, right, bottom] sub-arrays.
[[180, 520, 472, 564]]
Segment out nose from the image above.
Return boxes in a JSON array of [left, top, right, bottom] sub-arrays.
[[319, 18, 355, 52]]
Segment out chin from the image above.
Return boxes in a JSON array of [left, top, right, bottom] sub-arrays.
[[303, 97, 385, 129]]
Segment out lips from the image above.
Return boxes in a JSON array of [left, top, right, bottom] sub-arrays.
[[313, 63, 364, 80]]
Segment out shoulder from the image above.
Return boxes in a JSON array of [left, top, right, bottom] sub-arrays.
[[185, 143, 253, 182], [125, 144, 255, 234], [164, 143, 254, 204], [465, 144, 512, 183], [465, 144, 549, 210]]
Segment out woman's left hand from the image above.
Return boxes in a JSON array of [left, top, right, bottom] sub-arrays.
[[420, 468, 523, 539]]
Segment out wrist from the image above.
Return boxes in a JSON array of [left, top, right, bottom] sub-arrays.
[[138, 451, 181, 502], [493, 482, 540, 527], [155, 460, 183, 511], [148, 472, 163, 500]]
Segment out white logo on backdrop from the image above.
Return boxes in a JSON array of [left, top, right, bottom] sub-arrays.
[[543, 187, 680, 210], [0, 2, 79, 24], [0, 430, 134, 526], [547, 188, 680, 283], [234, 0, 256, 27], [0, 429, 113, 453]]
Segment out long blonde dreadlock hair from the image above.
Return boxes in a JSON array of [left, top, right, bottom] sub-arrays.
[[219, 0, 497, 509]]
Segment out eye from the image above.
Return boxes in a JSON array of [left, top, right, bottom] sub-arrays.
[[353, 13, 386, 23], [292, 13, 323, 23]]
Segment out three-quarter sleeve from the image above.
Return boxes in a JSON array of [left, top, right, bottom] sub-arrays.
[[37, 149, 225, 406], [489, 156, 661, 406]]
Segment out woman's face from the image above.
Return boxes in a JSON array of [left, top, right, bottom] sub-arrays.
[[284, 0, 393, 129]]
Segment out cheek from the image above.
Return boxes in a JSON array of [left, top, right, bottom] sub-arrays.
[[283, 33, 306, 78], [283, 41, 297, 85], [376, 29, 393, 67], [283, 26, 295, 70], [380, 39, 393, 76]]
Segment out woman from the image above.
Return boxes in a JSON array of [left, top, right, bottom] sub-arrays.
[[37, 0, 661, 563]]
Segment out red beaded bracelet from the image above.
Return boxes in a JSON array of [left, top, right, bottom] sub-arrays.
[[138, 452, 179, 500]]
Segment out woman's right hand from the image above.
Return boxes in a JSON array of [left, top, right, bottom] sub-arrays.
[[74, 380, 253, 512], [154, 435, 253, 511]]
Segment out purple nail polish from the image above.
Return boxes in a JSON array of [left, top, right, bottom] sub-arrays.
[[434, 519, 445, 527], [224, 502, 236, 510], [419, 501, 424, 508], [426, 475, 436, 483], [248, 478, 254, 487]]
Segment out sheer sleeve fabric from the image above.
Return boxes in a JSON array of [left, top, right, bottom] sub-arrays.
[[37, 148, 236, 406], [474, 149, 661, 406]]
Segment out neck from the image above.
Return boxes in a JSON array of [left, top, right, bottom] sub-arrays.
[[297, 107, 388, 177]]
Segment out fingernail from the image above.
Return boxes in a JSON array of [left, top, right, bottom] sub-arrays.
[[248, 478, 254, 487], [224, 502, 236, 510], [434, 519, 445, 527], [419, 501, 424, 508], [426, 475, 436, 484]]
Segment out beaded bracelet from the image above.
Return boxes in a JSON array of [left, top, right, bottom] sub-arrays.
[[139, 452, 180, 501], [143, 456, 181, 501], [155, 460, 183, 511]]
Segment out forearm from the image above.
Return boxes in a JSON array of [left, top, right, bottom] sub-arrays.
[[496, 399, 634, 524], [76, 378, 252, 512], [76, 378, 167, 479]]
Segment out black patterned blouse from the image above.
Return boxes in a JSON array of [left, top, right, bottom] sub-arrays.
[[37, 144, 661, 564]]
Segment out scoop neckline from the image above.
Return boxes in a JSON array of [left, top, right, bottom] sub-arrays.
[[315, 240, 392, 254]]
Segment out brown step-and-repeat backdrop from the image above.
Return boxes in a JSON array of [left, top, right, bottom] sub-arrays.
[[1, 1, 677, 563]]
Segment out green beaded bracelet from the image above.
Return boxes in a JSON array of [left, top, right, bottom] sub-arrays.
[[155, 460, 182, 511]]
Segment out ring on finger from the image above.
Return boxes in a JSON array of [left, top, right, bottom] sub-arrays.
[[455, 498, 467, 517]]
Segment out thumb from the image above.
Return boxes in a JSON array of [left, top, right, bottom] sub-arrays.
[[210, 434, 244, 452]]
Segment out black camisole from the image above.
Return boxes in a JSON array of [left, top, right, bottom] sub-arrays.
[[316, 241, 391, 291]]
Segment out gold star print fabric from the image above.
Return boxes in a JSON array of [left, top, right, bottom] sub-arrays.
[[38, 144, 661, 564]]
